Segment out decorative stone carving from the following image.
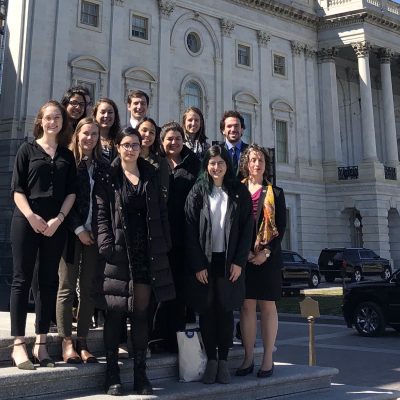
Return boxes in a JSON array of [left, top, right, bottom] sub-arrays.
[[377, 48, 394, 64], [290, 41, 305, 56], [220, 19, 235, 37], [159, 0, 175, 18], [111, 0, 124, 6], [257, 31, 270, 47], [317, 47, 338, 62], [351, 41, 371, 58], [304, 45, 316, 59]]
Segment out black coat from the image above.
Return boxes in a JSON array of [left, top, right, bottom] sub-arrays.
[[64, 159, 109, 264], [184, 182, 253, 313], [93, 157, 175, 313]]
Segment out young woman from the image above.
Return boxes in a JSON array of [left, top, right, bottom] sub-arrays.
[[94, 127, 175, 396], [236, 144, 286, 378], [182, 107, 210, 160], [93, 98, 121, 163], [184, 145, 253, 384], [151, 122, 200, 353], [137, 117, 169, 199], [56, 117, 107, 364], [10, 101, 76, 369], [60, 88, 87, 146]]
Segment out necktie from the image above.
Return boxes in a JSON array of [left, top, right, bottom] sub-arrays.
[[231, 146, 238, 172]]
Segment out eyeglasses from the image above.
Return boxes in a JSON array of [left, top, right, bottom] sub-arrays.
[[120, 143, 141, 151], [69, 100, 85, 108]]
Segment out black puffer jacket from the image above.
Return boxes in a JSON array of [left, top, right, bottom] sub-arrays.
[[93, 157, 175, 313]]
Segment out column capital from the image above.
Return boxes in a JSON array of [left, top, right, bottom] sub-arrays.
[[257, 31, 271, 47], [352, 41, 371, 58], [304, 45, 317, 59], [220, 19, 235, 37], [377, 48, 394, 64], [317, 47, 338, 62], [158, 0, 175, 18], [291, 41, 305, 56]]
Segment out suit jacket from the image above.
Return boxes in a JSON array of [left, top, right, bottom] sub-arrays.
[[221, 140, 248, 179]]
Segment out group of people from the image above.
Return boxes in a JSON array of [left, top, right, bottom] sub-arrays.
[[9, 87, 286, 396]]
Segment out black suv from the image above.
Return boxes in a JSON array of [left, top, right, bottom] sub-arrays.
[[318, 248, 391, 283], [282, 250, 320, 288], [342, 269, 400, 336]]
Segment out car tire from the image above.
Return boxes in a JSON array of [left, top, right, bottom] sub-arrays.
[[354, 301, 385, 337], [351, 268, 362, 283], [324, 273, 335, 283], [381, 267, 391, 280], [308, 272, 320, 288]]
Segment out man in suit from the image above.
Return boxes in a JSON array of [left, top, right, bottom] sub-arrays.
[[127, 89, 149, 128], [219, 110, 249, 178]]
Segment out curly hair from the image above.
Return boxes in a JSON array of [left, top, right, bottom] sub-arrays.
[[239, 144, 271, 182]]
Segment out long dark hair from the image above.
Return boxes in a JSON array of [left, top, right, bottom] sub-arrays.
[[182, 106, 207, 144], [92, 97, 121, 141], [137, 117, 161, 155], [115, 126, 142, 146], [197, 145, 238, 195]]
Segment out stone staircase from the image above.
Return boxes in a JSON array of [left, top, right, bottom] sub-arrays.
[[0, 314, 398, 400]]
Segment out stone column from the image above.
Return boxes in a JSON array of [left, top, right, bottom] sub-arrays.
[[220, 19, 235, 114], [317, 48, 342, 164], [157, 1, 175, 124], [352, 41, 377, 162], [291, 41, 308, 165], [257, 31, 271, 147], [378, 48, 398, 166]]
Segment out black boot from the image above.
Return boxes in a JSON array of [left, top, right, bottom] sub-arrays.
[[133, 350, 153, 395], [105, 351, 123, 396]]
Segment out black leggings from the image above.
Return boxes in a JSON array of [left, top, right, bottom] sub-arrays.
[[104, 284, 151, 352], [10, 208, 66, 336], [199, 253, 234, 361]]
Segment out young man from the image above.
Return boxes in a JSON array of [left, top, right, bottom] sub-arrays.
[[219, 110, 248, 177], [127, 90, 149, 128]]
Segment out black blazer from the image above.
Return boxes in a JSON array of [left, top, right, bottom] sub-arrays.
[[184, 182, 253, 312]]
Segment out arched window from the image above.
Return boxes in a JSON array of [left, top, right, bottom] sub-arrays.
[[184, 81, 202, 111]]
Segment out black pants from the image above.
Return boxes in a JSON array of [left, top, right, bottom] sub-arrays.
[[104, 284, 151, 353], [10, 206, 66, 336], [199, 252, 234, 361]]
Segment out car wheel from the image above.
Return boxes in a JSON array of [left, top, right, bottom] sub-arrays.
[[308, 272, 320, 288], [324, 273, 335, 283], [381, 267, 391, 280], [351, 268, 362, 283], [354, 301, 385, 337]]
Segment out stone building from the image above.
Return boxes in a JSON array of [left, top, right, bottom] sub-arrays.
[[0, 0, 400, 282]]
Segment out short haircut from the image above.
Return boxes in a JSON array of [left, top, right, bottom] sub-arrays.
[[126, 89, 149, 106], [159, 121, 184, 142], [219, 110, 245, 133]]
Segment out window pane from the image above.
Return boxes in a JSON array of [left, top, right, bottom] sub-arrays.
[[241, 113, 252, 144], [274, 54, 286, 76], [238, 45, 250, 66], [184, 81, 202, 110], [131, 15, 148, 40], [276, 120, 288, 163], [81, 1, 99, 27]]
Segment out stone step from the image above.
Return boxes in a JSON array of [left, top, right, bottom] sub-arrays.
[[0, 359, 338, 400]]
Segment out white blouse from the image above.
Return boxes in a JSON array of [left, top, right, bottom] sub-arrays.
[[209, 185, 228, 253]]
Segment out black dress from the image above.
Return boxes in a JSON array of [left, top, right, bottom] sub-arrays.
[[122, 175, 150, 284]]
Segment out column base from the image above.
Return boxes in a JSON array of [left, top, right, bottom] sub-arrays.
[[358, 160, 384, 181]]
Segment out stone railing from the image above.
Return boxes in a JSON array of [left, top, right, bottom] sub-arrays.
[[384, 166, 397, 180], [323, 0, 400, 18]]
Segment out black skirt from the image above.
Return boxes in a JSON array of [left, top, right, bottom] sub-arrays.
[[244, 259, 282, 301]]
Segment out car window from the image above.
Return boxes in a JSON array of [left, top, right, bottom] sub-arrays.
[[293, 254, 303, 262], [333, 252, 343, 261], [359, 250, 371, 259], [282, 253, 294, 262]]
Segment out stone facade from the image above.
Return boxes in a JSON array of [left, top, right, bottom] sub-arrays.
[[0, 0, 400, 278]]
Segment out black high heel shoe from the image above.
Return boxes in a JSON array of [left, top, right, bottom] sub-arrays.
[[257, 363, 274, 378], [11, 342, 35, 370], [235, 362, 254, 376], [33, 343, 55, 368]]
